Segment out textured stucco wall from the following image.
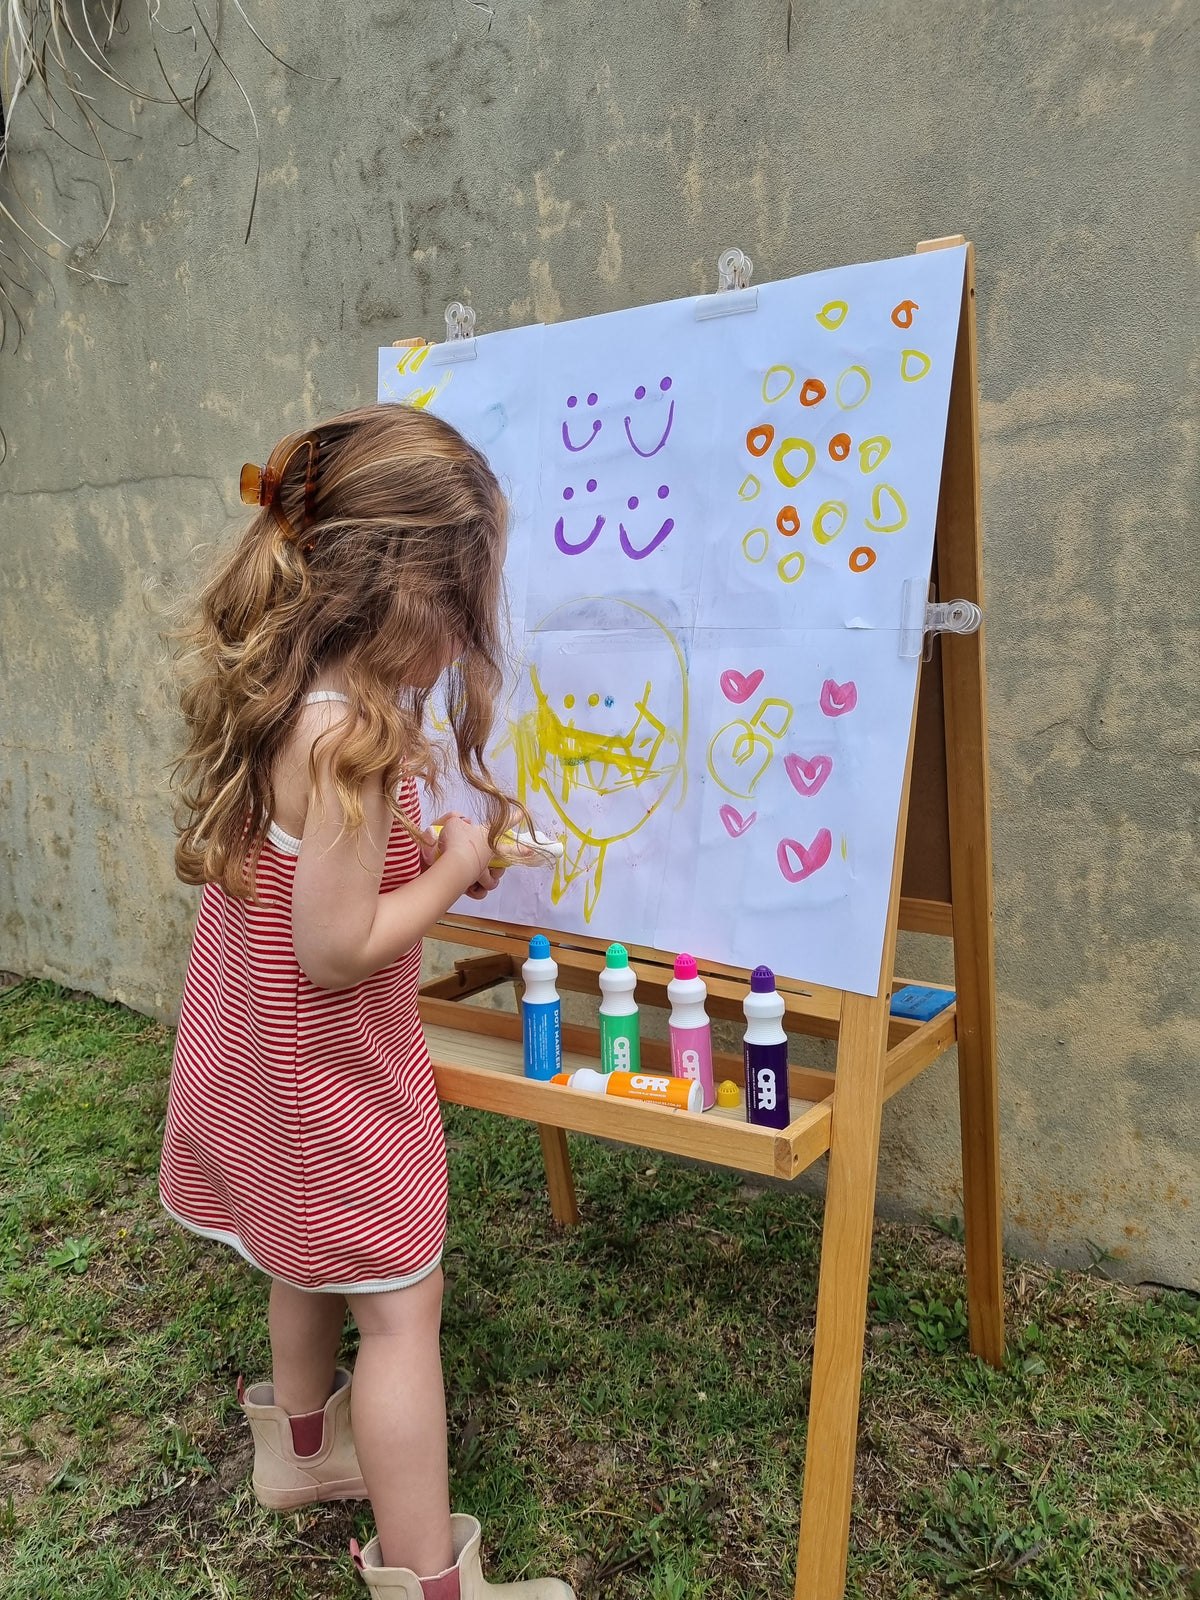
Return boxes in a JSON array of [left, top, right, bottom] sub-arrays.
[[1, 3, 1196, 1285]]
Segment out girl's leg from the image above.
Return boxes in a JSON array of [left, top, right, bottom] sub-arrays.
[[269, 1279, 347, 1415], [348, 1268, 454, 1577]]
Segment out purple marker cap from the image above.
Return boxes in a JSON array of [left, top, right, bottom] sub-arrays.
[[750, 965, 776, 994]]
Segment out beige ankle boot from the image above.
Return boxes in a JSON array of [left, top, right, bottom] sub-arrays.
[[351, 1514, 574, 1599], [240, 1367, 367, 1509]]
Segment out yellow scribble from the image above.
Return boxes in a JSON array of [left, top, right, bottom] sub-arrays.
[[498, 599, 687, 923], [763, 364, 795, 402], [812, 500, 848, 545], [901, 348, 932, 381], [835, 365, 871, 410], [707, 695, 795, 799], [396, 343, 433, 374], [858, 436, 891, 473], [773, 437, 815, 489], [865, 483, 908, 533], [743, 527, 769, 564]]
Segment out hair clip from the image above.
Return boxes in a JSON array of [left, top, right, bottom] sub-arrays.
[[239, 432, 321, 543]]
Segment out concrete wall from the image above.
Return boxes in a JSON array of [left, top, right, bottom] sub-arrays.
[[2, 2, 1196, 1286]]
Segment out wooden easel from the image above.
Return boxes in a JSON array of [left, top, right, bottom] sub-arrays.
[[417, 236, 1002, 1599]]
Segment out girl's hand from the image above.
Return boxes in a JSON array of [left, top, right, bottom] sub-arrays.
[[433, 813, 506, 901]]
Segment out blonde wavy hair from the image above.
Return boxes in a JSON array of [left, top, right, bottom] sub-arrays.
[[171, 401, 524, 899]]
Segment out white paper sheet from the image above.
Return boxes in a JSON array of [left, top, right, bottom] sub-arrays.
[[378, 246, 966, 994]]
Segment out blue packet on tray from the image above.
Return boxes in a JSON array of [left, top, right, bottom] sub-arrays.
[[890, 984, 956, 1022]]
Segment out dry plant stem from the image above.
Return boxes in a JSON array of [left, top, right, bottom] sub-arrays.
[[0, 0, 308, 340]]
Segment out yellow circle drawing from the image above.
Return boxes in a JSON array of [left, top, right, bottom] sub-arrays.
[[564, 694, 575, 709], [738, 473, 761, 501], [816, 301, 848, 330], [858, 436, 891, 473], [772, 437, 816, 489], [588, 693, 600, 707], [778, 550, 805, 583], [901, 349, 932, 381], [742, 527, 769, 564], [865, 483, 908, 533], [812, 500, 848, 545], [835, 365, 871, 410], [762, 365, 795, 403]]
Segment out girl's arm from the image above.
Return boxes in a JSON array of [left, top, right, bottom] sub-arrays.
[[289, 715, 496, 991]]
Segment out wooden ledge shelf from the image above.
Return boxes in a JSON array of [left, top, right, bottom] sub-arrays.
[[419, 990, 957, 1183], [422, 1010, 830, 1181]]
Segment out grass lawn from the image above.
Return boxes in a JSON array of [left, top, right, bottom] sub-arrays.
[[1, 978, 1197, 1599]]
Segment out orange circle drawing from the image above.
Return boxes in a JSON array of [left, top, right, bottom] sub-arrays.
[[799, 378, 826, 407], [776, 505, 801, 536], [849, 546, 877, 572], [747, 424, 775, 457], [829, 433, 851, 461], [891, 299, 918, 329]]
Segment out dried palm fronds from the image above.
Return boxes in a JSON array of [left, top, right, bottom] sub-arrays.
[[0, 1, 334, 346]]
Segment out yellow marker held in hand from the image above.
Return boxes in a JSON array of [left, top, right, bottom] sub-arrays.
[[428, 823, 564, 872]]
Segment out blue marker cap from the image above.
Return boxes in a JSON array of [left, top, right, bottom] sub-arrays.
[[529, 934, 551, 960], [750, 964, 776, 994]]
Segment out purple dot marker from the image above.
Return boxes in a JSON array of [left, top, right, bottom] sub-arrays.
[[627, 495, 639, 510], [634, 385, 646, 400], [587, 392, 598, 406], [567, 395, 577, 408], [586, 478, 597, 493], [657, 484, 669, 499], [563, 486, 574, 500], [660, 376, 672, 391]]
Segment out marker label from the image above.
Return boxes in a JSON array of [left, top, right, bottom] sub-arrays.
[[522, 1000, 562, 1081], [744, 1040, 789, 1129], [600, 1013, 641, 1076], [670, 1023, 716, 1110]]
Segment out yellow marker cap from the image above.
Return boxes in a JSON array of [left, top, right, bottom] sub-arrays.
[[716, 1079, 741, 1108]]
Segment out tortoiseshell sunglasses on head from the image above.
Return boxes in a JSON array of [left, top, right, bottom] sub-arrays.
[[240, 430, 320, 543]]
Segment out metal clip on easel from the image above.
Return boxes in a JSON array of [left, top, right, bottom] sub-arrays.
[[900, 578, 983, 660], [444, 301, 476, 341], [428, 301, 478, 365], [695, 247, 758, 319]]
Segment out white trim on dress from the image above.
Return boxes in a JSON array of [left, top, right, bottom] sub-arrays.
[[160, 1198, 442, 1295]]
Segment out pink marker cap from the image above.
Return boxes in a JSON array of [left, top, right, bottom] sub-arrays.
[[674, 952, 698, 980]]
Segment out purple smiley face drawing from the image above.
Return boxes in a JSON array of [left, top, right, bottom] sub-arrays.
[[554, 476, 604, 555], [624, 376, 674, 457], [561, 391, 601, 452], [619, 482, 673, 560]]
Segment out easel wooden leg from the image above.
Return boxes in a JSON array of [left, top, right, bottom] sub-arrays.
[[929, 237, 1005, 1370], [537, 1124, 579, 1226], [956, 989, 1004, 1366], [794, 990, 891, 1600]]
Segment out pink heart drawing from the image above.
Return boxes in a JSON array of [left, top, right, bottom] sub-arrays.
[[720, 668, 765, 704], [719, 804, 757, 838], [777, 829, 833, 883], [784, 753, 833, 797], [819, 678, 858, 717]]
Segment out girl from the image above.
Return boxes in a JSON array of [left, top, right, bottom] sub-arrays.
[[161, 403, 573, 1600]]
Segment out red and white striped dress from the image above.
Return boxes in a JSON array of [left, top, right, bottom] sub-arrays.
[[160, 722, 446, 1294]]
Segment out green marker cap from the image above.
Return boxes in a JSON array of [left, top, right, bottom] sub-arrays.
[[605, 943, 629, 969]]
